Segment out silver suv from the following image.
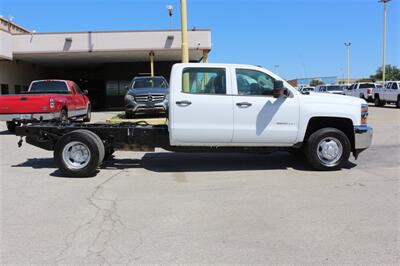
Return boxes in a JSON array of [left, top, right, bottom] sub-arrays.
[[124, 76, 169, 118]]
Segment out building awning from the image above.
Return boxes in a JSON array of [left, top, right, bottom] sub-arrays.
[[10, 29, 211, 65]]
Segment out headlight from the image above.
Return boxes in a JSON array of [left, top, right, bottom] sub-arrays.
[[361, 103, 368, 124], [125, 94, 134, 101]]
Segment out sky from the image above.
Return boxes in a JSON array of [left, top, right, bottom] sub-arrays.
[[1, 0, 399, 80]]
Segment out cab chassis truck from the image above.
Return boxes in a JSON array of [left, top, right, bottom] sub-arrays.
[[14, 63, 373, 177]]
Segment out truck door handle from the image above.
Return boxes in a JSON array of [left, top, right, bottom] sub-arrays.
[[176, 100, 192, 106], [236, 102, 252, 108]]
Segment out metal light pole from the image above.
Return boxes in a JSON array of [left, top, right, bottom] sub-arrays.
[[180, 0, 189, 63], [379, 0, 391, 84], [344, 42, 351, 84], [166, 5, 173, 30]]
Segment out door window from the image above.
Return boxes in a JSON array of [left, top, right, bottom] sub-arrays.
[[392, 83, 398, 90], [182, 68, 226, 95], [235, 69, 275, 96], [73, 82, 84, 94]]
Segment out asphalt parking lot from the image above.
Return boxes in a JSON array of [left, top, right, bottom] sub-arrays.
[[1, 105, 399, 264]]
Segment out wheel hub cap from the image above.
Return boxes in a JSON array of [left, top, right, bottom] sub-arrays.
[[62, 141, 91, 169], [317, 137, 343, 166]]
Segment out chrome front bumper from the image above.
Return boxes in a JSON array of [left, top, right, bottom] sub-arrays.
[[354, 125, 373, 150], [0, 112, 60, 121]]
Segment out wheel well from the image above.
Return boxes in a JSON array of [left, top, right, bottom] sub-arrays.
[[374, 93, 380, 99], [304, 117, 355, 151]]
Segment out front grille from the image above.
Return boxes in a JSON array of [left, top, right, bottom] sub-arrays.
[[135, 94, 165, 103]]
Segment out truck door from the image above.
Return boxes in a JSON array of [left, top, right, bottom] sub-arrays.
[[390, 82, 399, 102], [387, 82, 397, 102], [232, 68, 300, 145], [170, 66, 234, 145], [71, 82, 87, 116]]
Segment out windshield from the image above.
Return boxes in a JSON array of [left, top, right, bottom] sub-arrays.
[[327, 85, 341, 91], [29, 81, 69, 93], [132, 77, 168, 89]]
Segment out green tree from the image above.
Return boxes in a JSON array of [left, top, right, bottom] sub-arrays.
[[309, 79, 324, 86], [370, 65, 400, 81]]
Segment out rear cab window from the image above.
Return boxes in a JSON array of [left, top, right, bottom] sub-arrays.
[[327, 85, 341, 91], [359, 83, 375, 89], [29, 81, 70, 94], [182, 67, 227, 95]]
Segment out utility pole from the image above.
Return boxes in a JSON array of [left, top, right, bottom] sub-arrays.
[[180, 0, 189, 63], [344, 42, 351, 84], [379, 0, 391, 85]]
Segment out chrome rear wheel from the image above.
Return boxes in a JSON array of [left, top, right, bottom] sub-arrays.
[[62, 141, 91, 170]]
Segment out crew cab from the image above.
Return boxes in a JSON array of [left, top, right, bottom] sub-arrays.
[[15, 63, 373, 177], [344, 82, 376, 102], [374, 81, 400, 108], [0, 80, 91, 132]]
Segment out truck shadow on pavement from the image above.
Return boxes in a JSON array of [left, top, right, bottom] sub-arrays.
[[0, 130, 12, 135], [118, 152, 357, 172], [12, 152, 356, 177]]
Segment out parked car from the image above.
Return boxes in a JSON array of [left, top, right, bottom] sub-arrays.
[[344, 82, 376, 102], [315, 85, 344, 95], [374, 81, 400, 108], [300, 86, 315, 93], [16, 63, 372, 176], [124, 76, 169, 118], [0, 80, 91, 132]]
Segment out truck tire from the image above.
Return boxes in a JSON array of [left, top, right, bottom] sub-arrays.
[[54, 130, 104, 177], [83, 105, 91, 122], [125, 111, 135, 119], [73, 129, 105, 162], [374, 97, 382, 107], [60, 109, 68, 122], [397, 97, 400, 108], [305, 127, 351, 171]]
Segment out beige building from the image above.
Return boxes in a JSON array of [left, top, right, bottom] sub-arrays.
[[0, 17, 212, 108]]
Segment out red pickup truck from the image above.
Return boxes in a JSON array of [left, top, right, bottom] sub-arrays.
[[0, 80, 91, 132]]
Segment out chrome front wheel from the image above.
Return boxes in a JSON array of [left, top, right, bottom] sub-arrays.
[[317, 137, 343, 167], [305, 127, 351, 171]]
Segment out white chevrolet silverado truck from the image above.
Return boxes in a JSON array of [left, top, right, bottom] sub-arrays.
[[374, 81, 400, 107], [15, 63, 373, 177]]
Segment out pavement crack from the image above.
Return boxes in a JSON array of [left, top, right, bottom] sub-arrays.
[[53, 170, 141, 265]]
